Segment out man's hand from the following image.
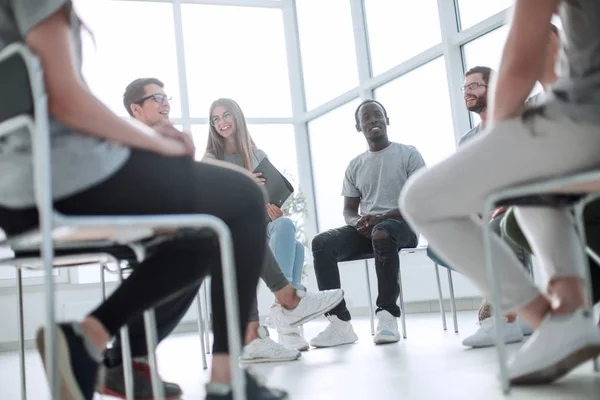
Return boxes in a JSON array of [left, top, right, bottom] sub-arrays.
[[267, 203, 283, 221], [154, 121, 195, 157]]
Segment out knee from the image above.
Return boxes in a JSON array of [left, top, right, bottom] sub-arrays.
[[372, 229, 389, 242], [271, 216, 296, 233], [311, 232, 331, 253]]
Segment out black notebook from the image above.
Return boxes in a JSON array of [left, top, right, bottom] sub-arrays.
[[253, 158, 294, 208]]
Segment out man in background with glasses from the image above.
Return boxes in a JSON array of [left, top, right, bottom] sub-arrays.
[[454, 66, 534, 349], [96, 77, 194, 400]]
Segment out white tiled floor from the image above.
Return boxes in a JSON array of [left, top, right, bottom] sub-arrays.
[[2, 312, 599, 399]]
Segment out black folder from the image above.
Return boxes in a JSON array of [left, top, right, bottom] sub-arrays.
[[253, 158, 294, 208]]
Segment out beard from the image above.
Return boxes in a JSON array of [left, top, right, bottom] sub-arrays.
[[466, 94, 487, 114]]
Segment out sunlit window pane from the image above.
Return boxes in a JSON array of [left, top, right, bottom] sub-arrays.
[[181, 5, 291, 118], [296, 0, 359, 110], [456, 0, 513, 30], [77, 0, 181, 118], [375, 58, 455, 167], [365, 0, 441, 76]]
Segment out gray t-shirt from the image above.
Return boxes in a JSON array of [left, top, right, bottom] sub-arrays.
[[342, 142, 426, 216], [0, 0, 130, 208], [458, 123, 484, 147], [203, 148, 268, 170], [545, 0, 600, 123]]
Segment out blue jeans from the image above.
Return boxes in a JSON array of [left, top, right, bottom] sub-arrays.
[[267, 217, 305, 290]]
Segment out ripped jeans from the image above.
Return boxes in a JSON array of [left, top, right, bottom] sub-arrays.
[[312, 217, 418, 321]]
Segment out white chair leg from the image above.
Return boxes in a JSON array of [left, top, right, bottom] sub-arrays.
[[143, 310, 165, 400], [196, 292, 208, 370], [483, 201, 510, 394], [100, 264, 107, 301], [574, 202, 598, 373], [117, 266, 135, 400], [201, 282, 211, 354], [398, 260, 407, 340], [16, 268, 26, 400], [433, 263, 447, 331], [447, 270, 458, 333], [364, 261, 375, 336]]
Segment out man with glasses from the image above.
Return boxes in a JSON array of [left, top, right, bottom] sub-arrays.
[[451, 66, 533, 348], [97, 77, 193, 400]]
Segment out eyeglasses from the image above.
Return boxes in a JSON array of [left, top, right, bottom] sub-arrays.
[[460, 82, 488, 92], [210, 111, 234, 126], [135, 93, 172, 105]]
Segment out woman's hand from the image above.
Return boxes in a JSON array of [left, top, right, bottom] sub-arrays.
[[253, 172, 266, 185], [154, 122, 196, 157], [267, 203, 284, 221], [152, 135, 190, 157]]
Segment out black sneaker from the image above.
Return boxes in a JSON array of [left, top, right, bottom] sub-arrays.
[[98, 361, 183, 399], [36, 323, 101, 400], [205, 371, 288, 400]]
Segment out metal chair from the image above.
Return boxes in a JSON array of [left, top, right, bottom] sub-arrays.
[[0, 43, 246, 400], [482, 171, 600, 394], [425, 247, 459, 333]]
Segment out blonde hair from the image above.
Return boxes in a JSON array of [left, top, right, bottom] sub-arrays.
[[206, 98, 256, 171]]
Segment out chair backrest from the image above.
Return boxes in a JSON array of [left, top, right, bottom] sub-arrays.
[[0, 47, 33, 123]]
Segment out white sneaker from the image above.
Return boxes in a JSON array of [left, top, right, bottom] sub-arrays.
[[461, 317, 523, 348], [374, 310, 400, 345], [509, 309, 600, 384], [281, 289, 344, 327], [518, 317, 534, 336], [279, 329, 310, 352], [241, 326, 301, 364], [268, 304, 310, 351], [310, 316, 358, 348]]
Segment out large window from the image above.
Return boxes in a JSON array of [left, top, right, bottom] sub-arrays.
[[364, 0, 441, 76], [181, 5, 292, 118], [375, 58, 455, 167], [77, 0, 181, 118], [456, 0, 513, 30], [309, 99, 364, 232], [296, 0, 359, 110]]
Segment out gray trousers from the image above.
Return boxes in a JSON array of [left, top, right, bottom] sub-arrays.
[[401, 110, 599, 313], [249, 246, 290, 321]]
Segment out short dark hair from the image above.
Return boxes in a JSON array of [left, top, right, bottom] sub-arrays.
[[465, 66, 492, 84], [354, 100, 388, 126], [123, 78, 164, 116]]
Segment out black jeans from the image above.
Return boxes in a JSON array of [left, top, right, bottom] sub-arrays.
[[104, 285, 199, 366], [0, 150, 266, 354], [312, 218, 418, 321]]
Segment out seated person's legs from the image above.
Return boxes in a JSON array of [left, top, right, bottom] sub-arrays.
[[370, 218, 418, 344], [34, 154, 286, 399], [268, 217, 301, 286], [309, 226, 373, 348], [503, 204, 600, 308], [102, 286, 199, 398], [400, 105, 600, 384], [462, 213, 532, 349], [250, 246, 343, 354]]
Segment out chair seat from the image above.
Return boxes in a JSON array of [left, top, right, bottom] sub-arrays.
[[339, 246, 423, 263], [495, 194, 584, 208]]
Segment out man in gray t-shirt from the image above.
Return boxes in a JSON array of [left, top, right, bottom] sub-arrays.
[[310, 100, 424, 348]]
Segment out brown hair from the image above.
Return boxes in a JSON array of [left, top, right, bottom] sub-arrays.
[[465, 66, 493, 84], [206, 98, 256, 171], [122, 78, 164, 116]]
